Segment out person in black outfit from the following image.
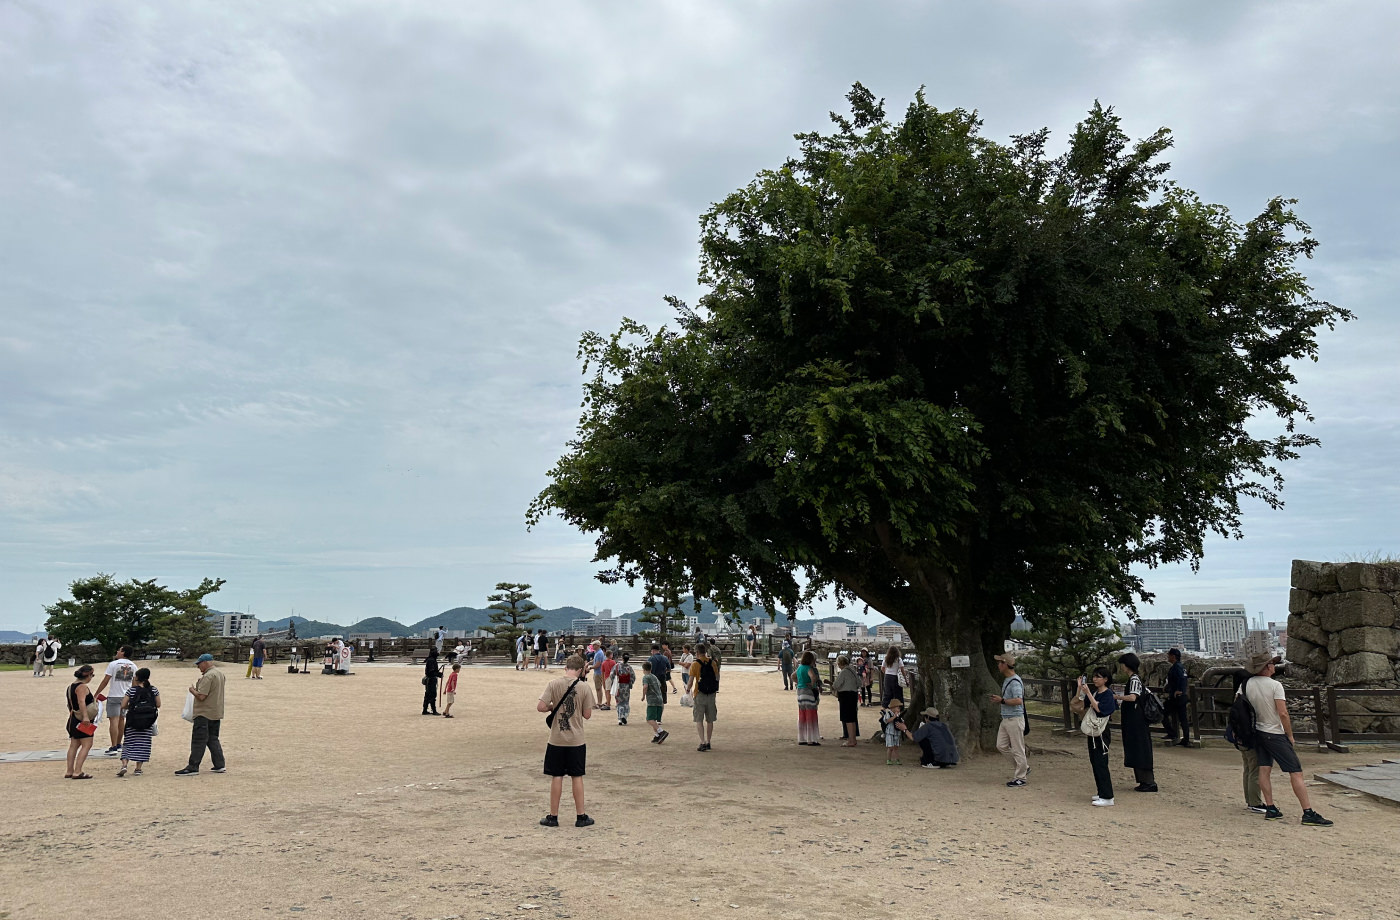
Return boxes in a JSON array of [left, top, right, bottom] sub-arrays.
[[1077, 666, 1118, 805], [422, 646, 442, 715], [1115, 652, 1157, 792], [1165, 648, 1191, 746]]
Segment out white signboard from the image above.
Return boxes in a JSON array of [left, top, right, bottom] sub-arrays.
[[949, 655, 971, 669]]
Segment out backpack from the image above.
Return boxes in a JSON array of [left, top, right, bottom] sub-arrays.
[[697, 658, 719, 694], [1226, 678, 1258, 749], [125, 686, 159, 732], [1136, 677, 1165, 724]]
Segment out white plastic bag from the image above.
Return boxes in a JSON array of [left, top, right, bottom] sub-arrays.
[[181, 692, 196, 722], [680, 692, 694, 708]]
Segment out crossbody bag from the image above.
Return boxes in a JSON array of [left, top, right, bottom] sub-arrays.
[[546, 678, 583, 729]]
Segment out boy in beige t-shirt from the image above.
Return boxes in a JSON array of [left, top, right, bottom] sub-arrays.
[[536, 655, 596, 827]]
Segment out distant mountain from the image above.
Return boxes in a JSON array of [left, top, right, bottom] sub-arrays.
[[0, 630, 41, 643], [344, 617, 412, 636], [259, 616, 351, 638], [407, 606, 594, 635], [188, 603, 870, 642]]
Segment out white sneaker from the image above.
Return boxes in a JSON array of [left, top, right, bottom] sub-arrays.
[[1092, 797, 1115, 807], [922, 763, 938, 769]]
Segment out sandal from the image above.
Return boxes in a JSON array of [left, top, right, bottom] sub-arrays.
[[73, 773, 94, 779], [117, 765, 128, 777], [132, 768, 143, 776]]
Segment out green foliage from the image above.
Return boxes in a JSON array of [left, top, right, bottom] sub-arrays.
[[1017, 604, 1126, 680], [634, 584, 693, 641], [45, 574, 225, 656], [529, 85, 1347, 742], [485, 583, 542, 644]]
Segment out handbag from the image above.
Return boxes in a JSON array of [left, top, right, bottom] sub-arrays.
[[546, 678, 582, 729], [1081, 706, 1109, 737]]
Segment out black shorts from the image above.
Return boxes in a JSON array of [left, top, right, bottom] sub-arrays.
[[1253, 731, 1302, 773], [543, 743, 587, 777]]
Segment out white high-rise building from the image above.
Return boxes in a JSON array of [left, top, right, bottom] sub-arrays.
[[220, 613, 259, 638], [1181, 605, 1248, 657]]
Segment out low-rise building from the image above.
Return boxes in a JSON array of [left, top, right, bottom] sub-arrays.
[[875, 624, 908, 643]]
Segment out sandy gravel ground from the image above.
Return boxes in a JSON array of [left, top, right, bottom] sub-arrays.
[[1, 661, 1396, 920]]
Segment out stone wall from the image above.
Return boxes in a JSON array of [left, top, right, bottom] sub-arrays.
[[1288, 560, 1400, 686], [1289, 560, 1400, 733]]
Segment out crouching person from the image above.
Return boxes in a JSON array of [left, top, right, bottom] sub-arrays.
[[913, 707, 959, 768]]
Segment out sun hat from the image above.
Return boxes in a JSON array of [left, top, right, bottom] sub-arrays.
[[921, 707, 939, 719], [993, 653, 1016, 668], [1247, 652, 1281, 675]]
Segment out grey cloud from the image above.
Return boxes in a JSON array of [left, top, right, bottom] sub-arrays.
[[2, 0, 1395, 628]]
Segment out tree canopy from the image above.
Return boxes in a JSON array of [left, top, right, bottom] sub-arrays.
[[44, 573, 226, 656], [530, 85, 1347, 746]]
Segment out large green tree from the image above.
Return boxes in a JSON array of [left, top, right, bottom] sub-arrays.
[[45, 574, 226, 655], [529, 86, 1347, 750]]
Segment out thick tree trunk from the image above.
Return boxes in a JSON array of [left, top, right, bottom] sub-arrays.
[[902, 601, 1007, 755]]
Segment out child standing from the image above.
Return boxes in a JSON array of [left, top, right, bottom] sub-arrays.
[[613, 653, 635, 725], [880, 699, 912, 765], [642, 661, 668, 744], [442, 663, 461, 718], [600, 649, 617, 710]]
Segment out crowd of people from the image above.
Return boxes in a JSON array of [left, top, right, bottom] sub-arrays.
[[60, 647, 226, 779], [47, 629, 1334, 832]]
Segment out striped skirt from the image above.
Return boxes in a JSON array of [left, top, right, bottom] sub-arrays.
[[797, 688, 820, 743], [122, 728, 154, 763]]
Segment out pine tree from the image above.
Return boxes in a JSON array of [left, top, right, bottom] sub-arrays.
[[1019, 604, 1126, 680], [635, 584, 688, 641], [485, 583, 542, 649]]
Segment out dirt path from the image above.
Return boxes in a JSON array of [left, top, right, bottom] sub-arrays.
[[1, 662, 1394, 920]]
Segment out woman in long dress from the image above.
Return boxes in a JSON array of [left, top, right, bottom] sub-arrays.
[[1116, 652, 1158, 792], [795, 651, 822, 745]]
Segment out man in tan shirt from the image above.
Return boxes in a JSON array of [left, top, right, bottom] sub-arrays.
[[175, 653, 227, 776]]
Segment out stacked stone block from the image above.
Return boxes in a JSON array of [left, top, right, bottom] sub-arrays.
[[1289, 560, 1400, 732]]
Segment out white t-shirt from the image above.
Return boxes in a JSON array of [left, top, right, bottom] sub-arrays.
[[1244, 675, 1288, 735], [105, 658, 137, 699]]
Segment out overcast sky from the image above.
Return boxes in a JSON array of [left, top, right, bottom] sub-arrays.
[[2, 1, 1397, 633]]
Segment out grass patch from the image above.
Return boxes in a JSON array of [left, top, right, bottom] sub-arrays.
[[0, 663, 37, 672]]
